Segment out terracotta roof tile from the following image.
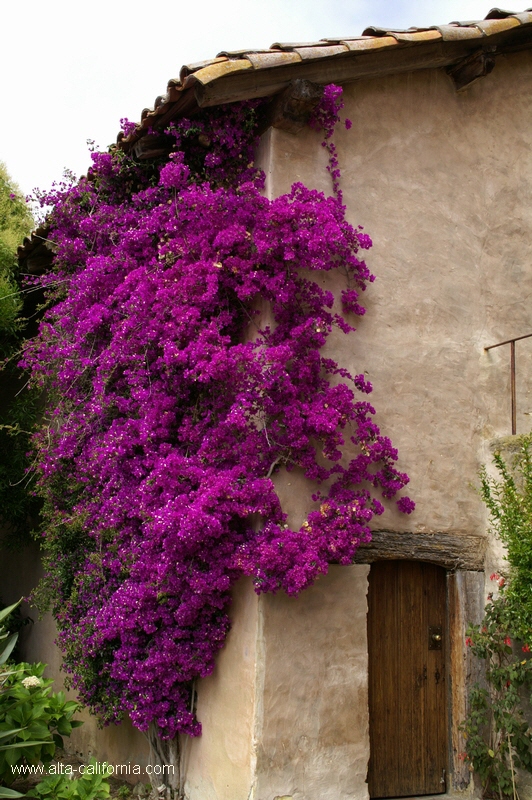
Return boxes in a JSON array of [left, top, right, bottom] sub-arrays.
[[473, 15, 522, 32], [243, 51, 302, 68], [339, 36, 399, 52], [271, 41, 331, 49], [190, 59, 253, 86], [361, 26, 426, 36], [511, 10, 532, 20], [382, 29, 443, 43], [216, 49, 273, 57], [449, 7, 532, 24], [292, 44, 350, 60], [180, 57, 228, 81], [430, 24, 484, 40], [484, 6, 530, 18]]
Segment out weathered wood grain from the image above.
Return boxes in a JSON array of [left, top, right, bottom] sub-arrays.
[[448, 571, 486, 791], [354, 530, 486, 570], [368, 561, 447, 797]]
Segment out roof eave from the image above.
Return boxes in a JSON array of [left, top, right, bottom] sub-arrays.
[[118, 19, 532, 155]]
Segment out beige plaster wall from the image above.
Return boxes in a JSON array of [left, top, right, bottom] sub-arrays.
[[255, 565, 370, 800], [183, 578, 259, 800], [183, 568, 370, 800], [266, 49, 532, 540]]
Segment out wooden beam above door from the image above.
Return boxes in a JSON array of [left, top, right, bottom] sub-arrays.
[[354, 530, 486, 571]]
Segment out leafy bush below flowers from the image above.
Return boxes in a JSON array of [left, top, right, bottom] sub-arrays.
[[25, 759, 111, 800], [0, 662, 82, 787]]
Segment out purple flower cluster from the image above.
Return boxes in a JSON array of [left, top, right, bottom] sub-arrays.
[[22, 89, 413, 739], [309, 83, 350, 204]]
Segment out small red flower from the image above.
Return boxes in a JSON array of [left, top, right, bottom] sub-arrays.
[[465, 637, 473, 647], [490, 572, 500, 581], [498, 577, 505, 588], [458, 752, 467, 761], [504, 636, 512, 646], [522, 644, 530, 653]]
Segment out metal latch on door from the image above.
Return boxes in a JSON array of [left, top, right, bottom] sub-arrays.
[[429, 625, 443, 650]]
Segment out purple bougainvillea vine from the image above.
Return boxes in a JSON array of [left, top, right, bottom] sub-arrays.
[[22, 86, 413, 739]]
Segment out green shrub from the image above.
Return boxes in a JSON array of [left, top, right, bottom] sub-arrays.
[[26, 759, 111, 799], [0, 662, 81, 786], [0, 162, 39, 549], [464, 435, 532, 797]]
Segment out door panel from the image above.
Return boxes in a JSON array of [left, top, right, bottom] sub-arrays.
[[367, 560, 447, 798]]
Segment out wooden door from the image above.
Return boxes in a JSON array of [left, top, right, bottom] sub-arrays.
[[367, 560, 447, 798]]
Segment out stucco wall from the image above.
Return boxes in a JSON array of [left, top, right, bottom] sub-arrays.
[[183, 578, 259, 800], [184, 568, 369, 800], [265, 49, 532, 540], [255, 565, 370, 800]]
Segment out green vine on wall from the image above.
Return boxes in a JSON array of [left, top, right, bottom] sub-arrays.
[[463, 436, 532, 799]]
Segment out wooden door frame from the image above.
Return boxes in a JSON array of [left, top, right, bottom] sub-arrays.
[[447, 569, 485, 792]]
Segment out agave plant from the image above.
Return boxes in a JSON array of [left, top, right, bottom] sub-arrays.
[[0, 786, 24, 798], [0, 730, 24, 798], [0, 602, 24, 798], [0, 601, 21, 667]]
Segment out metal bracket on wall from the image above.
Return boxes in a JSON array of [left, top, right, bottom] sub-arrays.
[[485, 332, 532, 435]]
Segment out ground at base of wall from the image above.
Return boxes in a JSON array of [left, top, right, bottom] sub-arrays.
[[397, 795, 478, 800], [9, 763, 478, 800]]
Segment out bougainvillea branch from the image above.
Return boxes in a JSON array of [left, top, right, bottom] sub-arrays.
[[22, 87, 413, 739]]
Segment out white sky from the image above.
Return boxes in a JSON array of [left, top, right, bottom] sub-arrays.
[[2, 0, 509, 197]]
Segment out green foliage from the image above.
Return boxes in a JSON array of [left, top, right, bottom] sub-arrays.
[[464, 435, 532, 798], [0, 600, 30, 666], [0, 164, 32, 258], [0, 268, 22, 342], [463, 597, 532, 798], [0, 662, 82, 786], [0, 603, 102, 799], [480, 442, 532, 643], [0, 162, 39, 548], [26, 759, 111, 800], [0, 162, 32, 343], [0, 382, 41, 548]]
